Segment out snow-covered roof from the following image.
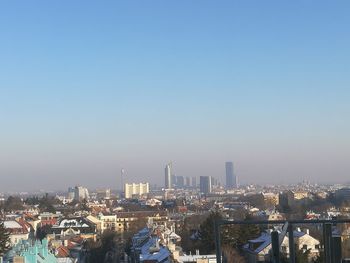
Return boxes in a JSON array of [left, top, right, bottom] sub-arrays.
[[53, 218, 90, 228], [245, 230, 308, 254]]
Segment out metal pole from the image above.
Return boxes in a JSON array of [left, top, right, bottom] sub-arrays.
[[332, 236, 342, 263], [215, 220, 222, 263], [324, 223, 332, 263], [272, 230, 280, 263], [288, 223, 295, 263]]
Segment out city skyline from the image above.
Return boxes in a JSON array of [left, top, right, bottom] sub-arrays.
[[0, 1, 350, 191]]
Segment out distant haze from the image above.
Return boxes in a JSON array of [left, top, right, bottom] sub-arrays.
[[0, 1, 349, 191]]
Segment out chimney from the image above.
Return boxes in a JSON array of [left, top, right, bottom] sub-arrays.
[[305, 229, 310, 235], [297, 227, 301, 232], [196, 249, 200, 255]]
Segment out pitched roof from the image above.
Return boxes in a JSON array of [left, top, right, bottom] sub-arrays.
[[56, 245, 70, 258]]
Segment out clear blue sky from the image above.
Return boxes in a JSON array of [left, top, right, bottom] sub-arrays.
[[0, 1, 349, 191]]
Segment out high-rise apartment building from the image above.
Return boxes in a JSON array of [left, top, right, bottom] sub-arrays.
[[165, 163, 172, 189], [200, 176, 212, 194], [225, 161, 237, 188], [124, 182, 149, 198]]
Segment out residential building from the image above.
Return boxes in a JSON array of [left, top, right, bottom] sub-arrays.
[[38, 212, 61, 226], [3, 220, 30, 246], [125, 182, 150, 199], [115, 211, 168, 232], [97, 213, 117, 232], [48, 217, 96, 240], [131, 223, 181, 263]]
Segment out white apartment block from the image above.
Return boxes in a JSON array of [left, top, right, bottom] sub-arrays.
[[124, 182, 149, 199]]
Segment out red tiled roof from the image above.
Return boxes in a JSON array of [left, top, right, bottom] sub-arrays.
[[56, 246, 70, 258]]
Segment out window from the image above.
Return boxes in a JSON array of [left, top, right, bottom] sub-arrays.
[[302, 245, 307, 250], [315, 245, 320, 249]]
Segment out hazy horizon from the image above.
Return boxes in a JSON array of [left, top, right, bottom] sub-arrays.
[[1, 1, 349, 191]]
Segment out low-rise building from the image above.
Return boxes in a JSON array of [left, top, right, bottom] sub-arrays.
[[116, 211, 168, 232], [3, 220, 30, 246], [97, 213, 118, 232], [39, 212, 61, 226], [48, 217, 96, 241]]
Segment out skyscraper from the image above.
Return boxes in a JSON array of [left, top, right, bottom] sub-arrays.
[[165, 163, 172, 189], [200, 176, 212, 194], [225, 161, 237, 188]]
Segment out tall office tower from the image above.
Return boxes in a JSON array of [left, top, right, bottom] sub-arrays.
[[192, 177, 197, 188], [225, 161, 237, 188], [200, 176, 212, 194], [165, 163, 172, 189], [176, 176, 184, 188]]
